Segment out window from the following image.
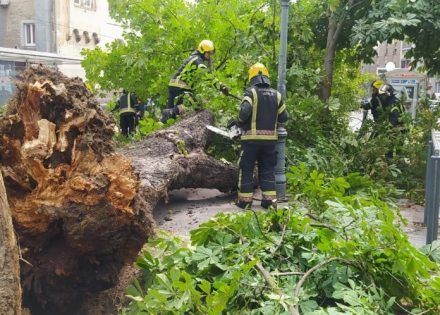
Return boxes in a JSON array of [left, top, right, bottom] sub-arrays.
[[377, 68, 387, 76], [23, 23, 36, 46], [84, 0, 93, 8], [75, 0, 94, 9], [401, 59, 411, 69]]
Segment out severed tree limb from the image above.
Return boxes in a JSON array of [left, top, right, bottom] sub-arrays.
[[293, 257, 352, 314], [248, 254, 298, 315], [271, 271, 304, 277], [271, 208, 291, 255]]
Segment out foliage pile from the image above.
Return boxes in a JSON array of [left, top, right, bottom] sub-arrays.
[[122, 166, 440, 314]]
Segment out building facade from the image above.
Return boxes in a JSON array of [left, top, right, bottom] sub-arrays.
[[0, 0, 123, 106], [362, 40, 439, 98]]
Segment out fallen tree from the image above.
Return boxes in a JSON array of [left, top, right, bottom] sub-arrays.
[[0, 172, 22, 315], [0, 66, 237, 314]]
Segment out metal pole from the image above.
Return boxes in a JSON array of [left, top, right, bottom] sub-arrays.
[[277, 0, 289, 100], [424, 141, 433, 225], [427, 156, 440, 244], [275, 0, 289, 201]]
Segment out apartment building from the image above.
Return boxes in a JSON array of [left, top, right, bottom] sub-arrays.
[[0, 0, 123, 106], [361, 40, 413, 76], [362, 40, 440, 104]]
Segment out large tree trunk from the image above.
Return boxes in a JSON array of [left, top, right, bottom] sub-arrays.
[[320, 0, 356, 101], [122, 110, 238, 198], [321, 14, 338, 101], [0, 66, 237, 315], [0, 172, 22, 315]]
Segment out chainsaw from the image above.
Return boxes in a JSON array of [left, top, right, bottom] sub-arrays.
[[206, 94, 243, 139], [206, 124, 242, 140]]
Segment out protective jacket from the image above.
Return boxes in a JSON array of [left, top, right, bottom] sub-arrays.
[[168, 50, 221, 91], [237, 81, 288, 143], [378, 94, 405, 127], [369, 93, 382, 122], [116, 92, 138, 115], [163, 50, 226, 122]]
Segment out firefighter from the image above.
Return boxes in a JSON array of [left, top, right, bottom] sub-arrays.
[[377, 83, 405, 127], [235, 63, 288, 209], [161, 39, 230, 123], [377, 83, 407, 158], [364, 79, 385, 122], [114, 90, 139, 136]]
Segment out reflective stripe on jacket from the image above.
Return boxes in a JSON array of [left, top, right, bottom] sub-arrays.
[[119, 92, 136, 114], [168, 52, 207, 89], [239, 86, 286, 141], [168, 50, 222, 91]]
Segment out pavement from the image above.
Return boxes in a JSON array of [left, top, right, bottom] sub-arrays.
[[397, 199, 431, 248], [154, 188, 437, 248], [154, 188, 289, 241]]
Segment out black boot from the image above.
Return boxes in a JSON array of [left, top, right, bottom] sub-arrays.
[[261, 199, 277, 210], [160, 108, 175, 123], [236, 200, 252, 209]]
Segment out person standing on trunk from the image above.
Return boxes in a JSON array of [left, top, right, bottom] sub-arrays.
[[234, 63, 288, 209], [161, 39, 230, 123]]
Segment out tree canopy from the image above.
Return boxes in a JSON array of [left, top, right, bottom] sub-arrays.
[[82, 0, 440, 103], [353, 0, 440, 74]]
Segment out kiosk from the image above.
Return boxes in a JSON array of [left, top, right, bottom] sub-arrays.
[[385, 69, 427, 119]]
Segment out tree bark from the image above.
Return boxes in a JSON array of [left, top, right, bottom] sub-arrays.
[[0, 172, 22, 315], [321, 13, 338, 101], [122, 110, 237, 198], [320, 0, 356, 101], [0, 65, 237, 315]]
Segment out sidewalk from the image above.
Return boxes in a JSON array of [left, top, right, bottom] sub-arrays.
[[397, 199, 432, 248], [154, 189, 437, 248]]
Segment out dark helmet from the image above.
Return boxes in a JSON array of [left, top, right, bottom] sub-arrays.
[[378, 84, 395, 96]]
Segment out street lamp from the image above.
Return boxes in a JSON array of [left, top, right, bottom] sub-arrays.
[[275, 0, 291, 201]]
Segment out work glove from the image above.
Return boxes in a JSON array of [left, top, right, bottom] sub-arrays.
[[360, 99, 370, 110], [220, 84, 230, 96], [227, 120, 237, 129]]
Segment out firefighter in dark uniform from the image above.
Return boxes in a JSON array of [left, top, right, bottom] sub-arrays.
[[361, 79, 385, 122], [161, 39, 229, 123], [114, 90, 139, 136], [377, 83, 407, 158], [235, 63, 288, 209], [377, 84, 405, 127]]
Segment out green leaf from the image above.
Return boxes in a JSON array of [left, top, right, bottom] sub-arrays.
[[199, 279, 211, 295]]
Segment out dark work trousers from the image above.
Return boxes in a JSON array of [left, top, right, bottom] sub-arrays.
[[120, 113, 136, 136], [162, 86, 195, 123], [238, 142, 277, 203], [167, 86, 186, 108]]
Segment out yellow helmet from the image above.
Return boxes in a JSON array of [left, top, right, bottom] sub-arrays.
[[197, 40, 215, 54], [371, 79, 384, 90], [248, 63, 269, 81]]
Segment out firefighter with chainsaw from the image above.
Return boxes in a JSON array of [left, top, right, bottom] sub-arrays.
[[114, 90, 139, 136], [161, 39, 230, 123], [234, 63, 288, 209]]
